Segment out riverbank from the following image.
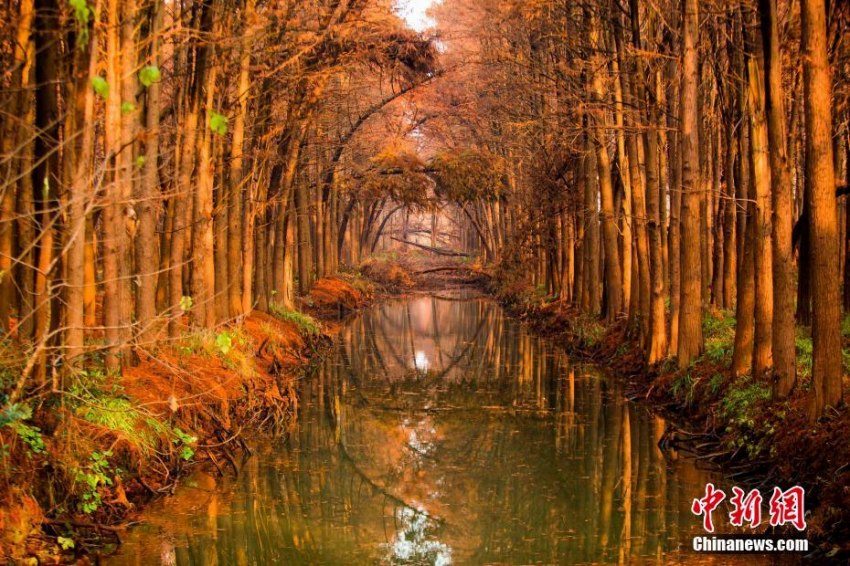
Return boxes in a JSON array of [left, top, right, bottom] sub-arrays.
[[0, 275, 373, 563], [488, 278, 850, 560]]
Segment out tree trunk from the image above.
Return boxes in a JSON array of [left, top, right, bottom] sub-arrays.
[[136, 0, 163, 346], [745, 12, 774, 378], [801, 0, 843, 418], [759, 0, 796, 398], [677, 0, 704, 366], [65, 4, 99, 365], [589, 11, 623, 321]]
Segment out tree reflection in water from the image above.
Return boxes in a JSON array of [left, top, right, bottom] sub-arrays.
[[107, 292, 773, 565]]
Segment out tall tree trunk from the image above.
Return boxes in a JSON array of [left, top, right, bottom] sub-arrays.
[[677, 0, 704, 366], [226, 0, 251, 317], [65, 4, 99, 366], [136, 0, 163, 346], [169, 99, 198, 336], [589, 11, 623, 321], [191, 38, 218, 328], [295, 177, 314, 295], [745, 11, 774, 378], [801, 0, 843, 418], [721, 103, 738, 310], [759, 0, 796, 398], [0, 0, 34, 332]]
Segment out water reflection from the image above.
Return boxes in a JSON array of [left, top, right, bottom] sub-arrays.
[[107, 292, 783, 565]]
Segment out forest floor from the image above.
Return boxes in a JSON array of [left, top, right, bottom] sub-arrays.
[[484, 274, 850, 561], [0, 274, 374, 564]]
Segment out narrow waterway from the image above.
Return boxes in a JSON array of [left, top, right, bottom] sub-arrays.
[[105, 292, 779, 565]]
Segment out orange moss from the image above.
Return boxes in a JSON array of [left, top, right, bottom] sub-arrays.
[[360, 258, 415, 291], [0, 488, 43, 562], [307, 277, 368, 314], [123, 313, 310, 433]]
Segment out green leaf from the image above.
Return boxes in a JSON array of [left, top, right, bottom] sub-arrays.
[[138, 65, 161, 88], [68, 0, 91, 48], [179, 296, 193, 312], [57, 536, 75, 551], [135, 155, 146, 169], [121, 101, 137, 115], [91, 76, 109, 99], [208, 111, 228, 136], [215, 332, 232, 355]]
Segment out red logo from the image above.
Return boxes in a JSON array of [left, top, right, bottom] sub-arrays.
[[692, 484, 806, 532], [768, 486, 807, 531], [691, 483, 726, 533], [729, 487, 763, 528]]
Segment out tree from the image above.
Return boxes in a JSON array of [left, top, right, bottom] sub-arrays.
[[801, 0, 843, 418], [677, 0, 704, 366]]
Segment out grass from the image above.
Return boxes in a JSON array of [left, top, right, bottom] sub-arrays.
[[719, 376, 772, 428], [76, 396, 165, 455], [338, 270, 374, 295], [795, 328, 814, 382], [670, 373, 696, 406], [795, 322, 850, 385], [719, 376, 773, 457], [701, 308, 736, 364], [577, 318, 605, 347], [269, 304, 321, 336], [69, 368, 168, 455], [173, 327, 255, 377]]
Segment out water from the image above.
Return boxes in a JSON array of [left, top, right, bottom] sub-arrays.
[[106, 293, 784, 565]]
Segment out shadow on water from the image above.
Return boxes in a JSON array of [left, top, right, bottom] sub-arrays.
[[105, 292, 788, 565]]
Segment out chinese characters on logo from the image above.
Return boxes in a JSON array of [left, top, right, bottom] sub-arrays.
[[691, 484, 806, 532]]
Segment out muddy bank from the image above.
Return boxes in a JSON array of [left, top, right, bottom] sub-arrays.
[[490, 284, 850, 561], [0, 276, 372, 564]]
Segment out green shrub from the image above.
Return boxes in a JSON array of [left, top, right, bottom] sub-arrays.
[[68, 368, 167, 455], [77, 396, 165, 455], [74, 450, 113, 514], [795, 330, 813, 381], [1, 403, 45, 457]]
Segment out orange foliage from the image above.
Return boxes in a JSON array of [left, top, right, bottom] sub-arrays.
[[307, 277, 369, 314]]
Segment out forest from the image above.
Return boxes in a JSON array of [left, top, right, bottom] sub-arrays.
[[1, 0, 850, 561]]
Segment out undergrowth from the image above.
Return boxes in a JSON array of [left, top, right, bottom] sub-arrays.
[[269, 304, 321, 335], [174, 327, 255, 377], [701, 308, 736, 364]]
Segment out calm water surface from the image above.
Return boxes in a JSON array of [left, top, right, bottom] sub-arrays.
[[106, 293, 786, 565]]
